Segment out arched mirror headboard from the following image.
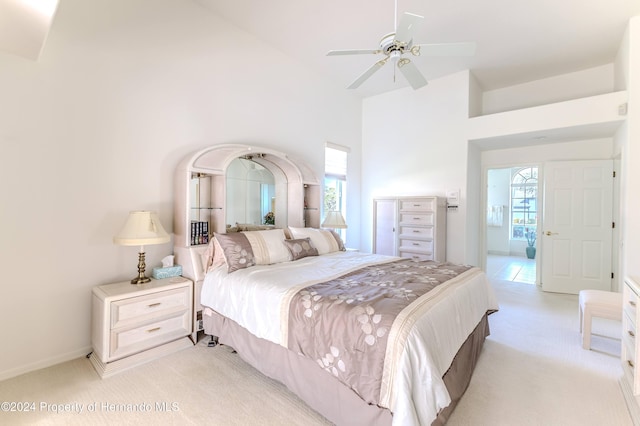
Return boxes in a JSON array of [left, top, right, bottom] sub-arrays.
[[173, 144, 321, 286]]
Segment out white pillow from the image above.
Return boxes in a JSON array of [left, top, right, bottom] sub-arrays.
[[243, 229, 291, 264], [288, 227, 340, 255]]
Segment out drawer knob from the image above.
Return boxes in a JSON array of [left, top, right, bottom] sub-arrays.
[[148, 302, 161, 308], [629, 360, 635, 369], [629, 330, 636, 337], [630, 300, 637, 307], [147, 327, 161, 333]]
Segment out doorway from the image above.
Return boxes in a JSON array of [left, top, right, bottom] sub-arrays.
[[485, 166, 539, 285]]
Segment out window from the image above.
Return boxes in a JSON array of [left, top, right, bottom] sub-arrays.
[[511, 167, 538, 240], [324, 143, 348, 239]]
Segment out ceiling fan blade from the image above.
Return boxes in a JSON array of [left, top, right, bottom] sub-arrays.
[[413, 42, 476, 57], [347, 60, 386, 89], [395, 12, 423, 43], [327, 49, 380, 56], [397, 59, 428, 90]]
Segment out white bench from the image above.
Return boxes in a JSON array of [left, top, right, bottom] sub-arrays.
[[578, 289, 622, 350]]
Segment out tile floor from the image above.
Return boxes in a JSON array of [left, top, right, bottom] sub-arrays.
[[486, 254, 537, 284]]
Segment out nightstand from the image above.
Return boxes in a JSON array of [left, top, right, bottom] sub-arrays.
[[89, 276, 194, 378]]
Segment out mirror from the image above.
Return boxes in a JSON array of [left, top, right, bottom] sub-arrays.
[[226, 157, 276, 227]]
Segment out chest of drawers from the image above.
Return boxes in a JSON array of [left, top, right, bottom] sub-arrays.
[[397, 197, 446, 262], [621, 276, 640, 422]]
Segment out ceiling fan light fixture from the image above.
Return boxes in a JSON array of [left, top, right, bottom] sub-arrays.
[[397, 57, 410, 68], [327, 8, 475, 90]]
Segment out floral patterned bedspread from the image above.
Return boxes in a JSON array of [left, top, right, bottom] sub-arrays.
[[286, 259, 472, 405]]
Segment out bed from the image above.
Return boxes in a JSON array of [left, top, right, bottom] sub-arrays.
[[198, 228, 498, 425]]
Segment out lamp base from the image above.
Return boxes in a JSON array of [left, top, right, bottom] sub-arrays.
[[131, 251, 151, 285], [131, 276, 151, 285]]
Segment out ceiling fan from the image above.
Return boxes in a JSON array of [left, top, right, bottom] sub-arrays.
[[327, 5, 476, 90]]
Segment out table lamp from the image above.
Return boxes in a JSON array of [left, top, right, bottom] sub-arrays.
[[114, 211, 170, 284], [321, 211, 348, 230]]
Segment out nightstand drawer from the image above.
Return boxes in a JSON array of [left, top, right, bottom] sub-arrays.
[[110, 310, 191, 360], [111, 287, 190, 328]]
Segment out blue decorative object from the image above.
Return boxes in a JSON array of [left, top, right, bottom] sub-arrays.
[[152, 265, 182, 279]]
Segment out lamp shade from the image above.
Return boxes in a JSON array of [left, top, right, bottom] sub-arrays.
[[113, 211, 170, 246], [321, 211, 347, 229]]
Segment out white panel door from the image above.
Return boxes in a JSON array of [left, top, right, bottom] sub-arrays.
[[541, 160, 613, 294], [373, 199, 397, 256]]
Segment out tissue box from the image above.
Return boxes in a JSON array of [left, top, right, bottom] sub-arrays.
[[152, 265, 182, 279]]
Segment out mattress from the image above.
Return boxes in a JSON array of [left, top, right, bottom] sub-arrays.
[[201, 251, 498, 425]]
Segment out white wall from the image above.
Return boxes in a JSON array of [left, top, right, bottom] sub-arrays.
[[620, 17, 640, 283], [0, 0, 362, 380], [486, 168, 511, 255], [481, 65, 616, 115], [360, 71, 472, 264]]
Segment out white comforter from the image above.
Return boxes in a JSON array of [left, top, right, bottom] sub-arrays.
[[201, 251, 498, 425]]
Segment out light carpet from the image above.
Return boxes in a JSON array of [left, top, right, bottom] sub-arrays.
[[0, 278, 631, 425]]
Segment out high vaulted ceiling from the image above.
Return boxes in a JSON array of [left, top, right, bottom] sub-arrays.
[[197, 0, 640, 97], [1, 1, 639, 98]]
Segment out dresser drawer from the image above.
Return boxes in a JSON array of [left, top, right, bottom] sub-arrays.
[[399, 213, 434, 226], [110, 310, 191, 360], [399, 226, 433, 240], [623, 338, 637, 387], [399, 251, 434, 261], [399, 239, 434, 253], [625, 282, 638, 321], [400, 199, 435, 212], [111, 287, 190, 328], [624, 315, 637, 356]]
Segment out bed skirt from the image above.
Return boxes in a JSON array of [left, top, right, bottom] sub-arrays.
[[203, 309, 490, 426]]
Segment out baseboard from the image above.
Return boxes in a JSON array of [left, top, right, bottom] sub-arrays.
[[89, 337, 193, 378], [620, 376, 640, 425], [0, 345, 93, 382]]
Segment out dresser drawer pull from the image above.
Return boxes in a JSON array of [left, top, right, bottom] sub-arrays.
[[147, 327, 161, 333], [413, 242, 420, 246], [630, 300, 637, 307], [412, 230, 421, 233], [628, 360, 635, 369], [413, 217, 421, 220], [148, 303, 162, 308], [413, 204, 421, 207], [629, 330, 636, 337]]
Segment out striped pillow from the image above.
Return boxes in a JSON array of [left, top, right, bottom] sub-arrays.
[[288, 227, 340, 255], [243, 229, 291, 264]]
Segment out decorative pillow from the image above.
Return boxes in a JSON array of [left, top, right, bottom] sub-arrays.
[[288, 227, 340, 255], [283, 238, 319, 261], [328, 230, 346, 251], [243, 229, 290, 264], [214, 232, 256, 273], [202, 238, 216, 272], [201, 237, 228, 273]]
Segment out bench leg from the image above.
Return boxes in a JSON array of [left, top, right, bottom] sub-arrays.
[[582, 310, 592, 350]]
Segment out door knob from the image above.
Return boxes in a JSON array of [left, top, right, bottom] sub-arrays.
[[545, 231, 558, 236]]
